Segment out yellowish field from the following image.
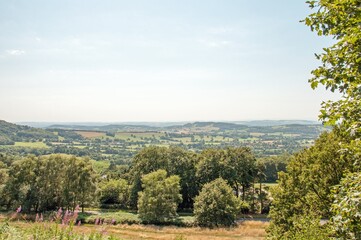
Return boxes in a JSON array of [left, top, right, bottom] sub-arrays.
[[7, 221, 268, 240], [13, 142, 49, 148], [85, 222, 268, 240], [75, 131, 106, 138]]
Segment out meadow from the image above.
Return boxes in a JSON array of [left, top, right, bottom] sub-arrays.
[[0, 213, 268, 240]]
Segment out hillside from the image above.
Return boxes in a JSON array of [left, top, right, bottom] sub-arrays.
[[0, 120, 58, 145]]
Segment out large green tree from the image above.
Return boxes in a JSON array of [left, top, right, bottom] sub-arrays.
[[196, 147, 256, 200], [304, 0, 361, 137], [267, 131, 355, 238], [137, 169, 182, 224], [128, 146, 198, 209], [194, 178, 241, 227], [2, 155, 97, 212], [268, 1, 360, 237]]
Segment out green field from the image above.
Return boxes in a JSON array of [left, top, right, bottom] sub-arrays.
[[13, 142, 49, 148]]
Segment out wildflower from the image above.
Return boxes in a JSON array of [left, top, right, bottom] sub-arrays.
[[111, 219, 116, 225], [73, 205, 80, 223], [40, 213, 43, 222], [16, 206, 22, 213], [56, 208, 63, 221], [77, 220, 81, 226], [95, 218, 99, 225], [35, 213, 39, 222]]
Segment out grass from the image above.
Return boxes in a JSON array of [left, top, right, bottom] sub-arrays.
[[1, 220, 268, 240], [13, 142, 49, 148], [0, 209, 269, 240]]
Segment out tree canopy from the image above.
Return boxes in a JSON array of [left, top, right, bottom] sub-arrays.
[[137, 169, 182, 224], [304, 0, 361, 137]]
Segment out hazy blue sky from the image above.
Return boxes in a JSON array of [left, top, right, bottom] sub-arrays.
[[0, 0, 338, 122]]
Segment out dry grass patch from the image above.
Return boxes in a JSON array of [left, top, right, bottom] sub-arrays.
[[75, 221, 268, 240], [75, 131, 106, 138]]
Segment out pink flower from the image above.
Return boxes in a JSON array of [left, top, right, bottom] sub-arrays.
[[16, 206, 22, 213]]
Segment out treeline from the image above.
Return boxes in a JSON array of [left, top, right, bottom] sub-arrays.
[[0, 146, 287, 225], [0, 155, 96, 212]]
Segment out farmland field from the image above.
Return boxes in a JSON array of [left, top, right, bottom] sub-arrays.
[[75, 131, 106, 138], [13, 142, 49, 148]]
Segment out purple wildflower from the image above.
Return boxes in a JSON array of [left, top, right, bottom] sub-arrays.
[[16, 206, 22, 213]]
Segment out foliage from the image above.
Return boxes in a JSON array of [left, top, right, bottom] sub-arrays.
[[99, 179, 129, 207], [331, 172, 361, 239], [137, 170, 182, 224], [267, 213, 331, 240], [2, 154, 97, 212], [304, 0, 361, 137], [257, 153, 290, 183], [194, 178, 241, 227], [129, 146, 197, 209], [267, 131, 355, 237], [196, 147, 257, 200]]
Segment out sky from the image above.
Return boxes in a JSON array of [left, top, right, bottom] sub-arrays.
[[0, 0, 339, 122]]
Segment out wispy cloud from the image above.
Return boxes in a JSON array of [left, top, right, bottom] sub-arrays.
[[6, 49, 26, 56], [197, 39, 231, 48], [207, 26, 234, 34]]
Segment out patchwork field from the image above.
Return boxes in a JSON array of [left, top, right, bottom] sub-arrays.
[[75, 131, 106, 138]]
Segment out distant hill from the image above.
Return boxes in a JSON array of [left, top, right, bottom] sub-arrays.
[[47, 124, 157, 132], [232, 120, 320, 126], [43, 120, 323, 134], [20, 120, 320, 129], [0, 120, 58, 145]]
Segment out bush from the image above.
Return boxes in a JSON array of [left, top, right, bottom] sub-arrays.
[[194, 178, 241, 227], [137, 169, 182, 224]]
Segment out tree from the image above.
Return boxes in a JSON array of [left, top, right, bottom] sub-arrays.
[[2, 154, 97, 212], [268, 1, 361, 237], [137, 170, 182, 224], [331, 172, 361, 239], [194, 178, 241, 227], [128, 146, 198, 209], [128, 146, 169, 208], [196, 147, 256, 200], [99, 179, 129, 207], [267, 131, 355, 237], [304, 0, 361, 137]]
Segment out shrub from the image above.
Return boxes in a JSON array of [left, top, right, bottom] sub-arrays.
[[137, 169, 182, 224], [194, 178, 241, 227]]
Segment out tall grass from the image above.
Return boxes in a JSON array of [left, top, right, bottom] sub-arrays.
[[0, 206, 121, 240]]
